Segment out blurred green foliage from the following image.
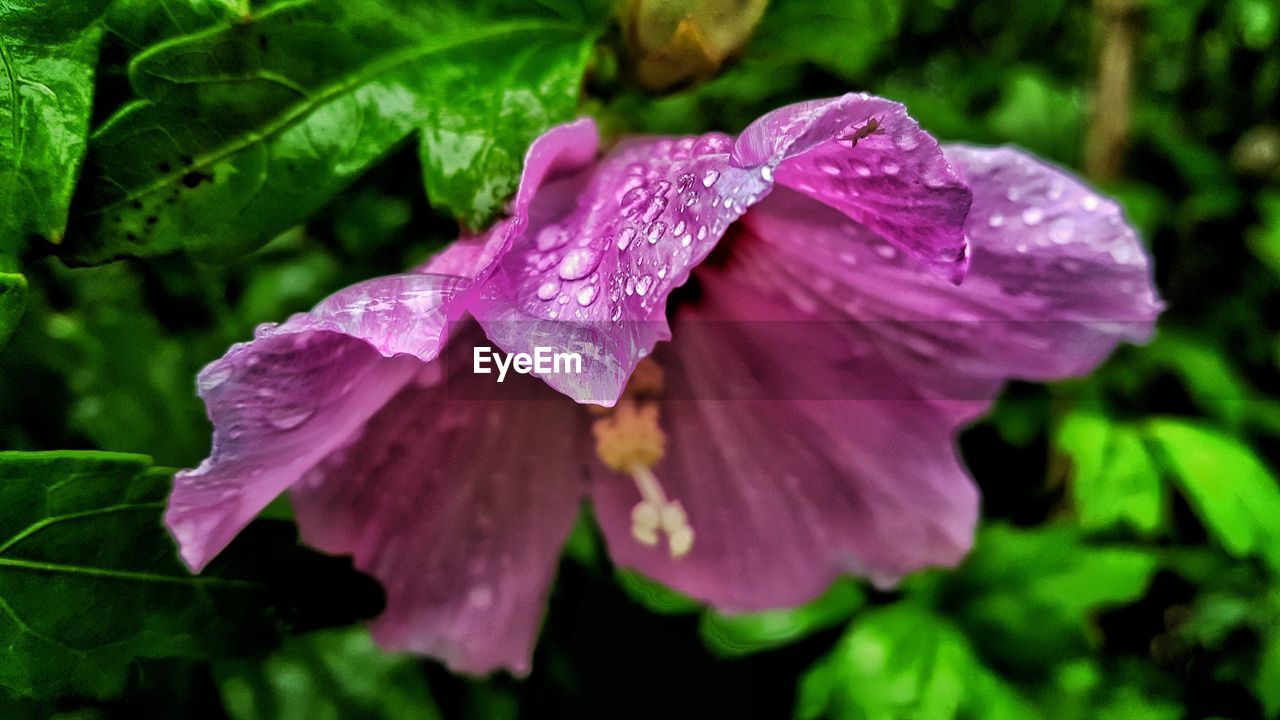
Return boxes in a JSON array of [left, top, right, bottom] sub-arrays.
[[1, 0, 1278, 717]]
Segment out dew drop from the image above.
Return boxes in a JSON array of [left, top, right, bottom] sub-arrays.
[[760, 165, 774, 182], [576, 284, 598, 306], [1021, 207, 1044, 226], [645, 221, 667, 243], [818, 159, 841, 175], [641, 196, 667, 223], [557, 293, 570, 305], [1049, 218, 1074, 244], [610, 304, 623, 322], [696, 225, 708, 241], [881, 161, 900, 175], [635, 274, 654, 296], [535, 225, 570, 251], [558, 248, 601, 280], [537, 280, 560, 301], [701, 169, 720, 187], [620, 185, 648, 216], [198, 366, 232, 391], [673, 220, 687, 236], [676, 172, 695, 193], [853, 164, 872, 177], [616, 226, 637, 250], [1081, 195, 1101, 212], [270, 408, 314, 430], [988, 213, 1005, 228], [875, 244, 897, 259]]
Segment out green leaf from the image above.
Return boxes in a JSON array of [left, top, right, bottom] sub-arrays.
[[64, 0, 601, 264], [987, 68, 1084, 163], [103, 0, 248, 50], [0, 271, 26, 347], [0, 451, 378, 699], [796, 604, 1037, 720], [1258, 630, 1280, 717], [1145, 418, 1280, 573], [699, 578, 864, 658], [0, 1, 111, 253], [944, 524, 1158, 669], [615, 569, 701, 615], [1247, 191, 1280, 279], [1054, 410, 1165, 535], [215, 627, 441, 720], [749, 0, 902, 80]]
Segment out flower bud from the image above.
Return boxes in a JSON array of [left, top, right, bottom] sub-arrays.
[[621, 0, 768, 90]]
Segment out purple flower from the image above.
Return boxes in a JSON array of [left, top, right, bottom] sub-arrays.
[[166, 94, 1162, 674]]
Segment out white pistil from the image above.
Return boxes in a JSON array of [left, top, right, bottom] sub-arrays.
[[628, 464, 694, 558]]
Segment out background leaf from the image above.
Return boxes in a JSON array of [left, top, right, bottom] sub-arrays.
[[215, 627, 440, 720], [62, 0, 603, 265], [0, 451, 380, 699], [0, 0, 111, 253], [1146, 418, 1280, 574]]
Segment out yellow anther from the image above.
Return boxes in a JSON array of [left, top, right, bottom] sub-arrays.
[[590, 393, 694, 559], [592, 401, 666, 473]]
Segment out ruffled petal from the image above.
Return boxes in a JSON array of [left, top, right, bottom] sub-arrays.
[[735, 94, 972, 282], [588, 268, 979, 609], [166, 274, 468, 571], [465, 94, 970, 406], [423, 119, 601, 281], [727, 147, 1160, 418], [290, 323, 587, 675]]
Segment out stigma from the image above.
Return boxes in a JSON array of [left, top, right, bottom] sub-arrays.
[[592, 398, 694, 558]]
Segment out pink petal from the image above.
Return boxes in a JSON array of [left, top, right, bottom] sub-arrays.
[[166, 274, 467, 571], [291, 323, 587, 675], [730, 147, 1160, 420], [465, 95, 970, 406], [589, 267, 979, 609], [735, 94, 973, 283]]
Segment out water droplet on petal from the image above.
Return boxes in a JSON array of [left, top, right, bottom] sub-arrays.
[[881, 161, 900, 175], [537, 280, 560, 300], [1081, 195, 1101, 212], [646, 221, 667, 243], [558, 248, 601, 280], [641, 196, 667, 223], [875, 244, 897, 259], [635, 274, 654, 296], [673, 220, 686, 236], [270, 408, 314, 430], [199, 366, 233, 391], [988, 213, 1005, 228], [535, 226, 570, 251], [1021, 207, 1044, 226], [696, 225, 708, 241], [701, 169, 720, 187], [818, 159, 841, 175], [760, 165, 774, 182], [1049, 218, 1074, 244], [616, 226, 637, 250], [620, 185, 648, 216], [577, 284, 599, 306]]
